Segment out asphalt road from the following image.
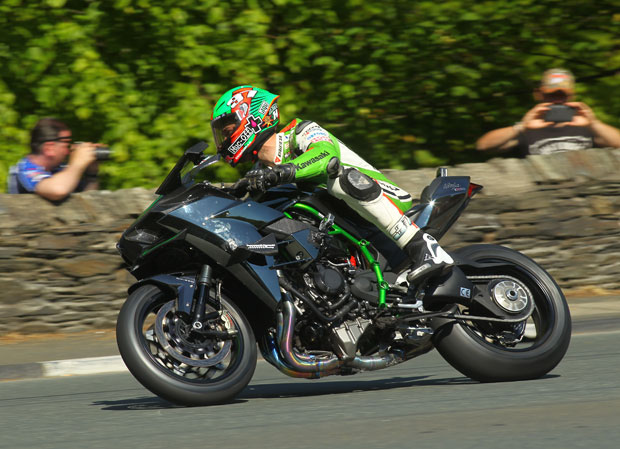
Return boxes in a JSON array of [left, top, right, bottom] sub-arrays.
[[1, 328, 618, 449]]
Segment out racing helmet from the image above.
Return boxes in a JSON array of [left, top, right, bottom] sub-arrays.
[[211, 85, 280, 166]]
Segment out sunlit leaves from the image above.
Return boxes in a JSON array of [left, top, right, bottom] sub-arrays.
[[0, 0, 619, 192]]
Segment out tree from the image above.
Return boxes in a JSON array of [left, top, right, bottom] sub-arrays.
[[1, 0, 619, 191]]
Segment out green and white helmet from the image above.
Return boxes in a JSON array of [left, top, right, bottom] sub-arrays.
[[211, 85, 280, 166]]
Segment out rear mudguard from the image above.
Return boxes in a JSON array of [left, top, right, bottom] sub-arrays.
[[423, 253, 525, 320], [451, 251, 517, 273], [422, 266, 475, 309]]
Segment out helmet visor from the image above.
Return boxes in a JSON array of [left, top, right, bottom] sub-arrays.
[[211, 112, 241, 154]]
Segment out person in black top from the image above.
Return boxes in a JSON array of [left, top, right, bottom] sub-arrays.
[[476, 68, 620, 155]]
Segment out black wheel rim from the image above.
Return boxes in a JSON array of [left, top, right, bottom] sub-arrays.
[[461, 262, 558, 351], [134, 289, 245, 383]]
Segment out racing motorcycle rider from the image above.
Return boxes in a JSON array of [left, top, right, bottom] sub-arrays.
[[211, 85, 454, 285]]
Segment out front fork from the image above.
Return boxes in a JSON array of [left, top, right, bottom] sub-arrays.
[[129, 265, 227, 332], [190, 264, 221, 330]]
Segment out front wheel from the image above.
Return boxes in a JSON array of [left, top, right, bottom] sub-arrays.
[[430, 244, 571, 382], [116, 284, 257, 406]]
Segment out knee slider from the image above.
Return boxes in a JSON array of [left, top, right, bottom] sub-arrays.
[[339, 168, 381, 201]]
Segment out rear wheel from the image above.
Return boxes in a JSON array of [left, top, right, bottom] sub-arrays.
[[116, 284, 257, 406], [430, 244, 571, 382]]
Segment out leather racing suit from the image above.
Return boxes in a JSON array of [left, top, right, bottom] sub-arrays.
[[267, 118, 420, 251]]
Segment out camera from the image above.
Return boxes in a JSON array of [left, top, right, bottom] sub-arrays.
[[94, 146, 113, 161], [545, 104, 575, 123], [74, 142, 114, 161]]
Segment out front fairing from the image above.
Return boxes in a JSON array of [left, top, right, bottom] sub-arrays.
[[117, 147, 287, 308], [160, 187, 284, 259], [118, 148, 283, 267], [120, 181, 285, 264], [118, 182, 236, 265]]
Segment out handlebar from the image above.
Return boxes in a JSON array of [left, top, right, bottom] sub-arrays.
[[223, 178, 250, 197]]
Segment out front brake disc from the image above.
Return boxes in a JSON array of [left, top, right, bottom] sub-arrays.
[[154, 301, 232, 367]]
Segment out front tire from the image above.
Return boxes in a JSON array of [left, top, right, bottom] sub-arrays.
[[116, 285, 257, 406], [430, 244, 571, 382]]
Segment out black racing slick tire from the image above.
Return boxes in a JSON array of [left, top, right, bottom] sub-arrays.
[[430, 244, 571, 382], [116, 285, 257, 406]]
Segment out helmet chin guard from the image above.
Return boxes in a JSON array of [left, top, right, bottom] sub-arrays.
[[211, 86, 280, 166]]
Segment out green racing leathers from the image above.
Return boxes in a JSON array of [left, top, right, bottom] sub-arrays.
[[268, 119, 419, 249]]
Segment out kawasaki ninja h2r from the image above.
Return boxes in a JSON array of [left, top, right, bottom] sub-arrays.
[[116, 142, 571, 406]]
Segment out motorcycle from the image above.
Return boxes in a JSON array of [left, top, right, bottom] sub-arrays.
[[116, 141, 571, 406]]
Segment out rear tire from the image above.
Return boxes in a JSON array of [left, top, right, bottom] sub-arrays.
[[430, 244, 571, 382], [116, 285, 257, 406]]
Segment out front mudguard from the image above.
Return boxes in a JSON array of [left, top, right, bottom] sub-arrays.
[[150, 214, 283, 311], [128, 256, 282, 318], [128, 274, 197, 316]]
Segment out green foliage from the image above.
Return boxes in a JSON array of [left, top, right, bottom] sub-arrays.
[[1, 0, 619, 191]]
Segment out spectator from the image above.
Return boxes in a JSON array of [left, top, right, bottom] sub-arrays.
[[476, 68, 620, 155], [7, 118, 99, 201]]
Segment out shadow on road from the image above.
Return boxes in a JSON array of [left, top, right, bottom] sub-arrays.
[[92, 375, 475, 410], [239, 375, 477, 399], [92, 373, 561, 410], [93, 396, 180, 411]]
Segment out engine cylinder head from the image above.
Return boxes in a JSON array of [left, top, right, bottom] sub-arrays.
[[313, 265, 345, 295]]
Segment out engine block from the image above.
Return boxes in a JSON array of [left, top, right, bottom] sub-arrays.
[[330, 318, 372, 359]]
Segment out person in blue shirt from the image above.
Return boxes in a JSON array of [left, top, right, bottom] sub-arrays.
[[8, 118, 99, 201]]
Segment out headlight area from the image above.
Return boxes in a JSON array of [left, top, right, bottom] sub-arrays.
[[123, 228, 195, 277], [123, 228, 162, 245], [117, 228, 165, 267]]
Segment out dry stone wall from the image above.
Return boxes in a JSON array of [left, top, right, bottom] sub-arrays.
[[383, 148, 620, 293], [0, 189, 156, 335], [1, 148, 619, 334]]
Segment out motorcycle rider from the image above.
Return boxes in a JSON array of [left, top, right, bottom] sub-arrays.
[[211, 85, 453, 285]]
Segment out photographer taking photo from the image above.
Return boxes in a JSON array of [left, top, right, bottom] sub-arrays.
[[476, 68, 620, 155], [7, 118, 106, 201]]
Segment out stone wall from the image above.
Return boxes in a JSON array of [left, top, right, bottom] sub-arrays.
[[383, 148, 620, 293], [1, 148, 619, 334], [0, 189, 156, 334]]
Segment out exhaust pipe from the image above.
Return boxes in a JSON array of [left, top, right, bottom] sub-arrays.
[[277, 299, 343, 375], [261, 294, 408, 378]]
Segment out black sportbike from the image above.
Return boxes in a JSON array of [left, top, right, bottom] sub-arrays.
[[116, 142, 571, 406]]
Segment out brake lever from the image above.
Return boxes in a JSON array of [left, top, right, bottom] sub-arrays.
[[223, 178, 250, 198]]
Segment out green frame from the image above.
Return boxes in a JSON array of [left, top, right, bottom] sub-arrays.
[[285, 202, 388, 308]]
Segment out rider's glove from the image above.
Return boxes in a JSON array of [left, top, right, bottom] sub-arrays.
[[245, 163, 296, 192]]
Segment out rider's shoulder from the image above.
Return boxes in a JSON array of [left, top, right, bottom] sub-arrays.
[[293, 119, 333, 146], [294, 119, 316, 134], [283, 117, 320, 130], [281, 118, 329, 136]]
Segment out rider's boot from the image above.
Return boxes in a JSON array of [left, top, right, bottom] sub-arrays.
[[403, 232, 454, 285]]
